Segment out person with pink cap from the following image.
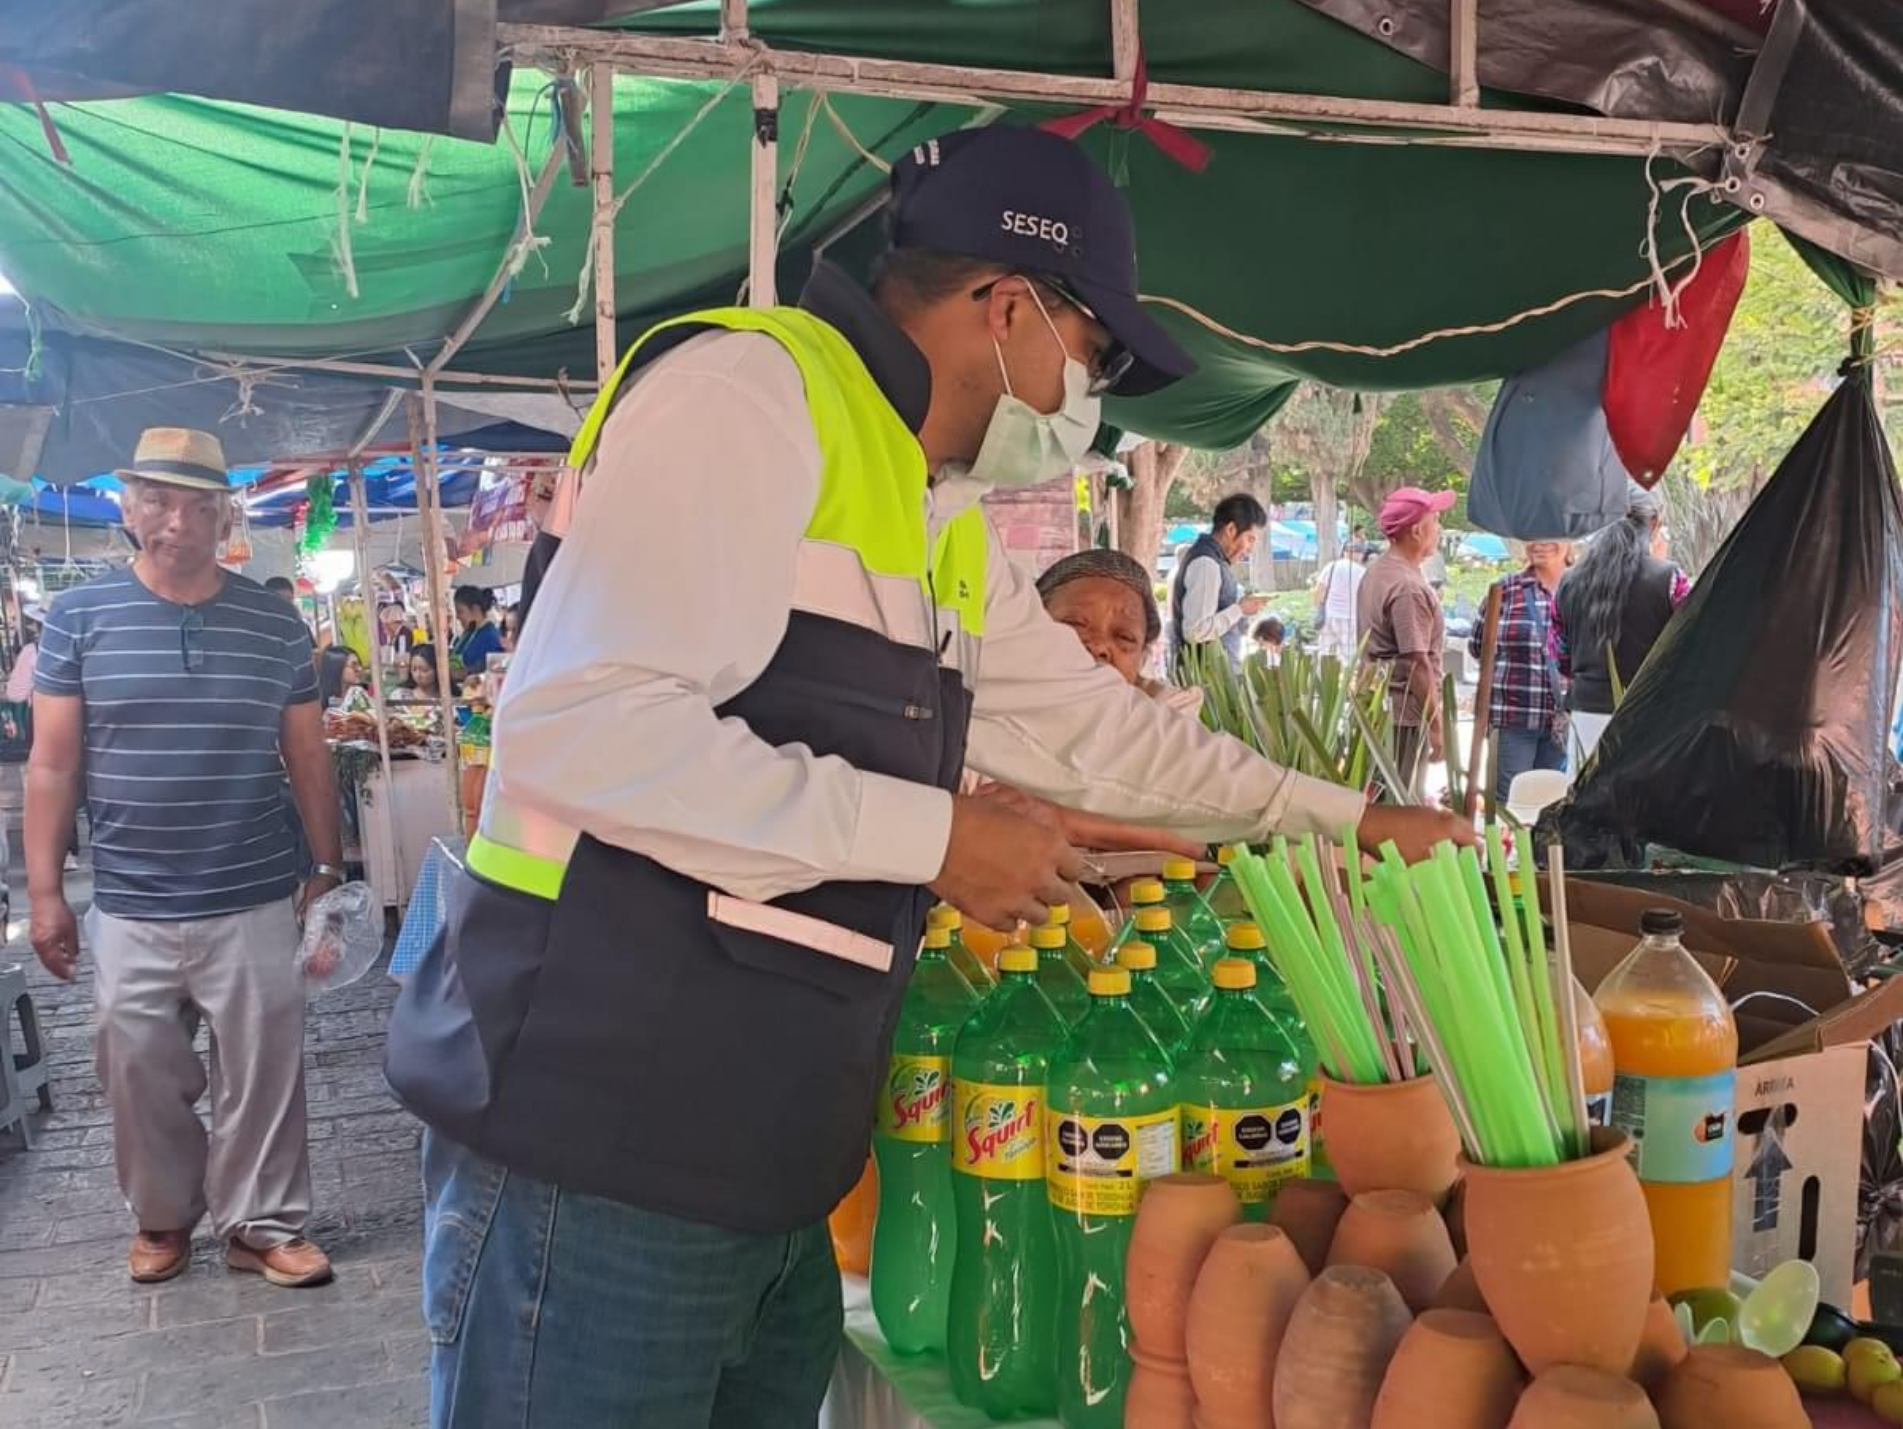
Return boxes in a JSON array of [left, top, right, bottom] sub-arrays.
[[1358, 486, 1457, 791]]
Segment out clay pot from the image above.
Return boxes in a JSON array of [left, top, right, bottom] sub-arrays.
[[1431, 1259, 1490, 1315], [1444, 1177, 1469, 1258], [1654, 1345, 1808, 1429], [1127, 1173, 1241, 1361], [1184, 1224, 1310, 1429], [1629, 1293, 1688, 1394], [1321, 1076, 1462, 1204], [1272, 1265, 1414, 1429], [1327, 1190, 1460, 1313], [1271, 1177, 1349, 1276], [1128, 1347, 1198, 1429], [1507, 1367, 1658, 1429], [1462, 1128, 1653, 1376], [1371, 1309, 1526, 1429], [827, 1155, 877, 1276]]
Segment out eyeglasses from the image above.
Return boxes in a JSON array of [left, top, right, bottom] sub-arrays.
[[971, 274, 1135, 397], [180, 608, 205, 672]]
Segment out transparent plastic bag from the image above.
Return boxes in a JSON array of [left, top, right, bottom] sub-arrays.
[[296, 881, 383, 994]]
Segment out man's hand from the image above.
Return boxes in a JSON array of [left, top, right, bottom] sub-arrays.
[[297, 872, 342, 924], [1239, 595, 1269, 617], [30, 893, 80, 982], [1356, 804, 1476, 864], [930, 793, 1085, 930]]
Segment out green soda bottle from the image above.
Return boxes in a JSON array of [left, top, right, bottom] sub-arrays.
[[947, 946, 1066, 1417], [1204, 844, 1247, 922], [1178, 958, 1313, 1221], [1029, 926, 1091, 1025], [1048, 967, 1179, 1429], [1126, 905, 1209, 1017], [1161, 856, 1227, 966], [870, 925, 982, 1354], [1106, 878, 1168, 956], [1112, 941, 1189, 1060], [1041, 902, 1098, 979], [929, 904, 994, 995], [1224, 921, 1325, 1173]]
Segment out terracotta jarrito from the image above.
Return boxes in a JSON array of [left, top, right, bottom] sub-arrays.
[[1431, 1259, 1490, 1315], [1273, 1265, 1414, 1429], [1654, 1345, 1808, 1429], [1127, 1346, 1198, 1429], [1271, 1177, 1349, 1276], [1507, 1366, 1659, 1429], [1184, 1223, 1310, 1429], [1321, 1075, 1462, 1204], [1327, 1189, 1460, 1314], [1629, 1293, 1688, 1393], [1371, 1308, 1525, 1429], [1462, 1127, 1653, 1376], [1127, 1173, 1241, 1362]]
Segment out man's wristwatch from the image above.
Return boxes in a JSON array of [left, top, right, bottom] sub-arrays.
[[311, 863, 347, 882]]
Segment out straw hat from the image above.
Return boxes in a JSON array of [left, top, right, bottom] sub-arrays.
[[114, 427, 232, 491]]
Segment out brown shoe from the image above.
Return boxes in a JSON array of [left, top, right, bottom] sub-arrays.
[[226, 1236, 333, 1288], [129, 1230, 191, 1284]]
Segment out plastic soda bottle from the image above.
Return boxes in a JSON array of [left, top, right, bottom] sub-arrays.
[[928, 904, 994, 995], [870, 925, 983, 1353], [1029, 928, 1091, 1025], [947, 946, 1066, 1417], [1222, 922, 1324, 1173], [1107, 878, 1168, 954], [1594, 908, 1738, 1299], [1113, 941, 1190, 1059], [1042, 903, 1099, 979], [1204, 844, 1247, 921], [1161, 856, 1227, 966], [1178, 958, 1313, 1220], [1574, 977, 1616, 1127], [1119, 904, 1209, 1015], [1048, 967, 1179, 1429]]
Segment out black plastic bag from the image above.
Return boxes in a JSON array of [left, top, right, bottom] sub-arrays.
[[1553, 369, 1903, 874]]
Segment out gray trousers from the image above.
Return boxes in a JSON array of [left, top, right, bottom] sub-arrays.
[[90, 899, 311, 1248]]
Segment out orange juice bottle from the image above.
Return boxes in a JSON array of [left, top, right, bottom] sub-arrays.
[[957, 912, 1019, 977], [1573, 978, 1616, 1126], [1594, 908, 1738, 1299]]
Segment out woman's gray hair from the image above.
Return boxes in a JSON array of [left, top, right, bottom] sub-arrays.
[[1564, 483, 1663, 663], [1036, 548, 1163, 646]]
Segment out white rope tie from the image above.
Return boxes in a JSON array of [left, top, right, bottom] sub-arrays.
[[354, 126, 384, 225], [407, 135, 437, 210], [332, 124, 361, 299], [819, 94, 891, 173], [565, 62, 761, 326], [498, 115, 553, 283], [1640, 140, 1722, 328]]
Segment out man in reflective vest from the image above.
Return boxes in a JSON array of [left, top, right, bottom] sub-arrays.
[[386, 124, 1468, 1428]]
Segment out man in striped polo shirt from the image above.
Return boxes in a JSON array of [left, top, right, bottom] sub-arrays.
[[25, 428, 345, 1289]]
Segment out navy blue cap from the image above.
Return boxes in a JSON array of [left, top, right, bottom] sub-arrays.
[[888, 126, 1196, 397]]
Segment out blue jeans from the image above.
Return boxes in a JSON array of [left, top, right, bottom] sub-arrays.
[[421, 1131, 843, 1429], [1494, 724, 1568, 804]]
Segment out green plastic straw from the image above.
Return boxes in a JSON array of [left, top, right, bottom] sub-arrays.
[[1452, 843, 1558, 1148], [1299, 837, 1400, 1082], [1342, 822, 1368, 921], [1486, 824, 1559, 1133], [1514, 826, 1570, 1151]]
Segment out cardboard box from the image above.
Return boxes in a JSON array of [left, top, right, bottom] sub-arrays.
[[1557, 877, 1903, 1307]]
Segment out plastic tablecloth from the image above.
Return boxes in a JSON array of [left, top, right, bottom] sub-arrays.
[[821, 1277, 1061, 1429], [388, 836, 463, 978]]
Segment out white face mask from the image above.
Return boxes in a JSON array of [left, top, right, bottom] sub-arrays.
[[967, 288, 1103, 490]]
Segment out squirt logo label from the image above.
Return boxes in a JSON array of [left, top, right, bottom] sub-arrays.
[[880, 1057, 950, 1142], [956, 1083, 1044, 1179]]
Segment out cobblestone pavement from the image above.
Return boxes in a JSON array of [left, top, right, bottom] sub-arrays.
[[0, 797, 429, 1428]]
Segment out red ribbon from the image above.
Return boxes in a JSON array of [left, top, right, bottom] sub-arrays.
[[0, 67, 71, 166], [1041, 50, 1212, 174]]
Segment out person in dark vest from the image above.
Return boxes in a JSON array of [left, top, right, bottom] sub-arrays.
[[384, 126, 1469, 1429], [1553, 484, 1690, 765], [1170, 491, 1269, 669]]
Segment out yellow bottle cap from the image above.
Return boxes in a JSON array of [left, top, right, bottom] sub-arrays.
[[1162, 857, 1197, 881], [1116, 941, 1158, 971], [1135, 907, 1173, 933], [928, 905, 963, 931], [1044, 903, 1072, 926], [1030, 926, 1068, 950], [1088, 968, 1132, 997], [1129, 878, 1165, 905], [1217, 845, 1238, 867], [1226, 921, 1267, 951], [998, 946, 1037, 975], [924, 927, 951, 950], [1213, 957, 1258, 991]]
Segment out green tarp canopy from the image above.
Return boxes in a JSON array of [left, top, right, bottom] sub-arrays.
[[0, 0, 1739, 450]]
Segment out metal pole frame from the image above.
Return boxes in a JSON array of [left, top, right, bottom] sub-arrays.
[[497, 23, 1736, 161]]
